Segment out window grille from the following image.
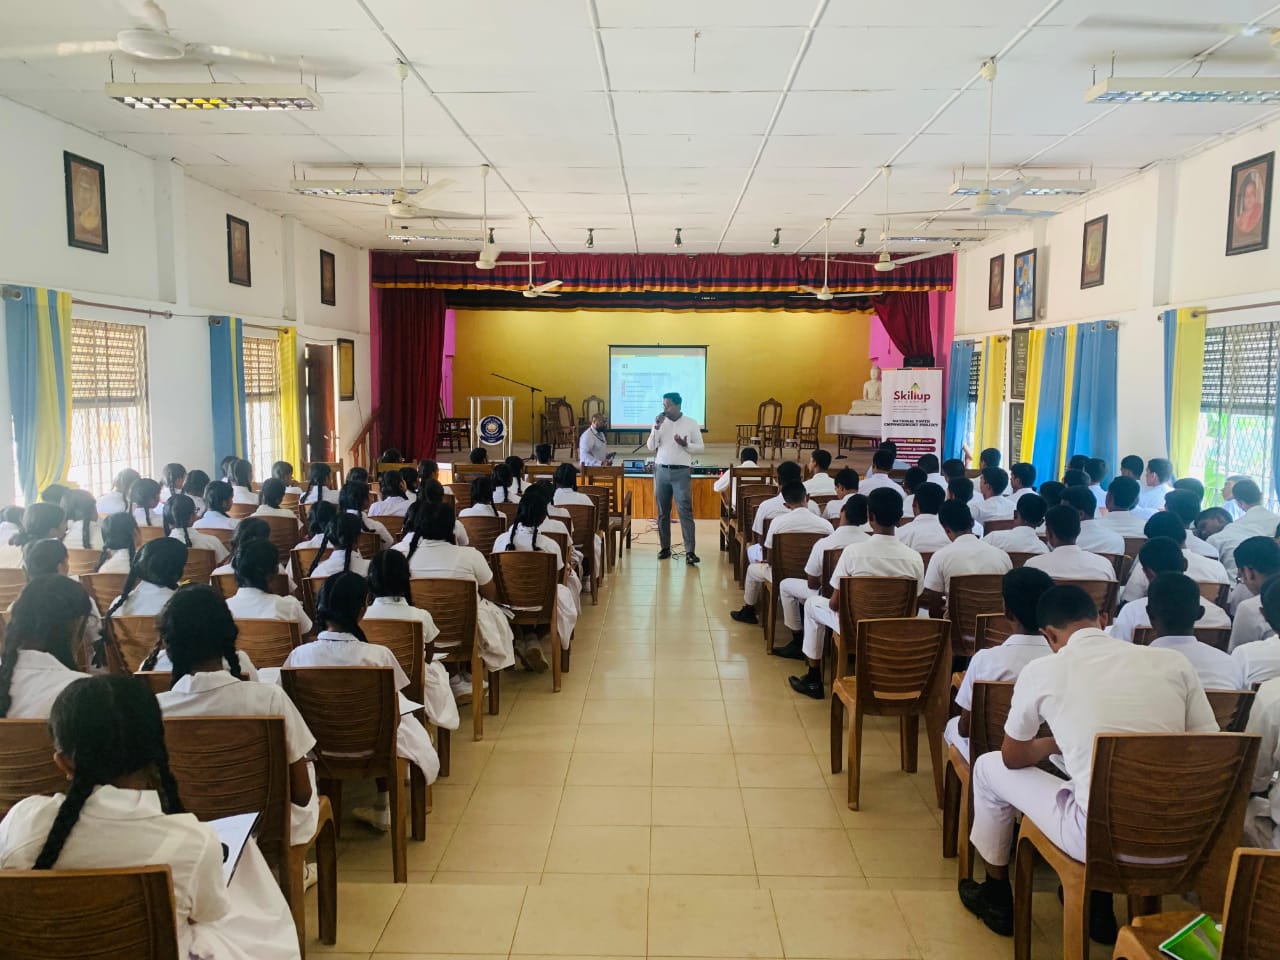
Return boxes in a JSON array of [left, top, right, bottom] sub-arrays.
[[67, 319, 151, 495]]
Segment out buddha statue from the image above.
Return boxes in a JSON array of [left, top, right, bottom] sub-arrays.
[[848, 362, 883, 415]]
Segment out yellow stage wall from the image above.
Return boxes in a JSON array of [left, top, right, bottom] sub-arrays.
[[452, 309, 873, 445]]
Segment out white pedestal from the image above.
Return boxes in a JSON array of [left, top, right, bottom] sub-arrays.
[[469, 395, 514, 459]]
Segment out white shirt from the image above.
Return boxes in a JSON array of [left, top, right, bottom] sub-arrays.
[[1209, 505, 1280, 577], [553, 488, 594, 508], [763, 506, 834, 550], [158, 670, 315, 764], [63, 521, 104, 551], [803, 526, 869, 578], [1233, 636, 1280, 687], [1097, 510, 1148, 537], [1245, 679, 1280, 823], [804, 473, 836, 496], [192, 512, 238, 531], [1150, 635, 1245, 691], [459, 503, 503, 519], [95, 491, 128, 516], [309, 550, 371, 579], [972, 495, 1015, 525], [1005, 628, 1218, 811], [96, 549, 133, 573], [1076, 519, 1125, 557], [492, 524, 565, 570], [646, 413, 704, 466], [363, 596, 440, 645], [1185, 532, 1218, 558], [368, 497, 412, 518], [492, 484, 521, 504], [402, 539, 493, 583], [830, 534, 925, 594], [823, 492, 853, 520], [926, 472, 949, 490], [1109, 595, 1231, 644], [230, 484, 257, 505], [714, 461, 759, 509], [285, 631, 410, 691], [897, 514, 955, 554], [253, 505, 298, 521], [169, 528, 229, 564], [1025, 544, 1117, 582], [1229, 595, 1274, 652], [923, 533, 1012, 594], [3, 649, 83, 718], [753, 494, 822, 536], [131, 506, 163, 528], [1121, 549, 1230, 603], [1138, 482, 1174, 511], [954, 635, 1052, 712], [225, 586, 313, 635], [982, 525, 1049, 556], [110, 580, 175, 616], [349, 510, 393, 549], [579, 426, 609, 467], [300, 486, 340, 507], [148, 648, 259, 682], [858, 473, 905, 499]]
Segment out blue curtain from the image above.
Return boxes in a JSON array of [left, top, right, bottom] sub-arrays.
[[5, 286, 72, 502], [1064, 320, 1119, 479], [1030, 327, 1068, 485], [209, 316, 248, 464], [944, 339, 974, 460]]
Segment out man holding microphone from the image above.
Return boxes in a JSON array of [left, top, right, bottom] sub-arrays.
[[648, 391, 704, 564]]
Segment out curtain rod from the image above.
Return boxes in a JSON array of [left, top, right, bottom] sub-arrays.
[[1189, 299, 1280, 319], [954, 319, 1120, 341]]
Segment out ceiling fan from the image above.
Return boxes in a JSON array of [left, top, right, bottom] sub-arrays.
[[501, 218, 562, 299], [0, 0, 358, 76], [823, 171, 954, 273], [415, 165, 540, 269], [793, 220, 864, 300]]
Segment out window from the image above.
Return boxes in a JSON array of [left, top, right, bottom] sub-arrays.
[[68, 319, 151, 495], [1193, 322, 1280, 509], [243, 336, 282, 483]]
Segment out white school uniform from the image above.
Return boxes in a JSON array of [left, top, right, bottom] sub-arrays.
[[492, 484, 522, 504], [63, 521, 104, 551], [1233, 636, 1280, 687], [0, 521, 19, 545], [158, 670, 318, 845], [982, 525, 1049, 556], [252, 505, 298, 522], [804, 472, 836, 496], [95, 491, 127, 516], [552, 489, 604, 573], [363, 596, 459, 731], [1120, 549, 1229, 603], [1024, 544, 1117, 582], [970, 628, 1217, 868], [147, 649, 260, 683], [1186, 531, 1218, 558], [368, 496, 412, 518], [858, 472, 905, 499], [1108, 595, 1231, 644], [309, 550, 372, 579], [1076, 519, 1125, 556], [109, 580, 175, 616], [801, 535, 924, 660], [230, 485, 257, 506], [1096, 510, 1148, 538], [1244, 678, 1280, 848], [579, 425, 610, 466], [403, 539, 515, 671], [170, 527, 229, 564], [213, 562, 296, 595], [0, 785, 300, 960], [1229, 595, 1274, 652], [897, 514, 955, 553], [749, 495, 824, 563], [742, 507, 836, 606], [225, 587, 313, 635], [778, 526, 868, 633], [926, 472, 949, 490], [0, 544, 25, 569], [131, 506, 163, 528], [1137, 482, 1174, 511], [1210, 504, 1280, 577], [285, 631, 439, 781], [96, 549, 133, 573], [459, 503, 503, 519], [193, 511, 239, 532], [922, 534, 1012, 595], [1150, 635, 1245, 691], [972, 495, 1015, 525], [3, 650, 84, 718], [491, 525, 579, 646], [943, 634, 1051, 759], [714, 460, 758, 509], [349, 510, 394, 549], [300, 486, 340, 507], [823, 492, 852, 520], [1088, 484, 1107, 512]]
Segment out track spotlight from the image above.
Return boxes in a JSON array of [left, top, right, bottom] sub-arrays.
[[486, 227, 495, 245], [673, 227, 683, 248], [770, 227, 780, 248], [585, 228, 594, 249], [856, 227, 866, 246]]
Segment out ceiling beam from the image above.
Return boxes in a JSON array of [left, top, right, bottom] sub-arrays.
[[587, 0, 639, 253]]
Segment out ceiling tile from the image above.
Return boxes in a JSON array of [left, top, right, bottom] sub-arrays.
[[759, 134, 904, 167], [440, 92, 614, 135], [794, 27, 1011, 90], [600, 27, 803, 92], [611, 91, 778, 135], [619, 133, 761, 167], [394, 29, 602, 92], [597, 0, 812, 28]]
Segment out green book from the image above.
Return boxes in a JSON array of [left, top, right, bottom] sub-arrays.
[[1159, 913, 1222, 960]]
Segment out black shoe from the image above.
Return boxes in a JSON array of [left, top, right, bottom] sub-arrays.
[[788, 674, 824, 699], [1088, 891, 1118, 945], [730, 606, 759, 624], [685, 552, 700, 565], [773, 639, 807, 660], [657, 549, 672, 560], [958, 878, 1013, 937]]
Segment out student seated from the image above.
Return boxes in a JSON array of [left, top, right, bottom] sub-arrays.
[[0, 505, 22, 546], [804, 449, 836, 496], [308, 512, 372, 579], [919, 452, 946, 490], [490, 463, 522, 505], [1008, 462, 1036, 503], [212, 517, 297, 593], [942, 458, 972, 495], [553, 464, 604, 573], [503, 455, 530, 495], [227, 459, 257, 506], [368, 470, 412, 518], [972, 468, 1015, 524], [193, 480, 239, 532], [184, 469, 211, 517], [1037, 480, 1064, 511], [458, 476, 503, 519], [300, 462, 340, 507], [920, 501, 1012, 613], [776, 495, 869, 659], [1233, 575, 1280, 686], [1138, 456, 1175, 511], [1208, 478, 1280, 578], [105, 538, 187, 617], [858, 447, 905, 499], [1194, 506, 1233, 543], [468, 446, 488, 465], [823, 467, 859, 520], [1025, 505, 1118, 582], [251, 478, 298, 522], [793, 489, 924, 699], [62, 490, 103, 551], [1061, 468, 1090, 491], [1098, 476, 1150, 534], [1120, 512, 1229, 603], [284, 573, 440, 830], [272, 460, 304, 497], [0, 503, 68, 569], [95, 467, 140, 518], [731, 481, 835, 628], [0, 575, 91, 717], [340, 481, 394, 549], [1244, 672, 1280, 848], [1110, 537, 1231, 643], [943, 567, 1054, 759], [748, 461, 823, 564], [958, 585, 1218, 939], [1220, 474, 1250, 520], [126, 478, 163, 529], [152, 584, 317, 848], [225, 539, 312, 634], [95, 512, 139, 573], [1228, 536, 1280, 650], [1143, 572, 1243, 690], [1060, 485, 1124, 556], [1164, 488, 1217, 558], [1084, 458, 1108, 511], [0, 674, 301, 960], [982, 492, 1049, 556], [406, 481, 470, 545], [1119, 454, 1144, 482], [165, 494, 229, 564], [533, 443, 554, 466], [897, 481, 954, 553], [714, 447, 759, 507], [946, 477, 985, 536]]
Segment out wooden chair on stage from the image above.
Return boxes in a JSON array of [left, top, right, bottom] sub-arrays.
[[736, 398, 783, 459], [437, 403, 470, 453], [579, 395, 605, 430], [547, 400, 577, 458], [782, 399, 822, 457]]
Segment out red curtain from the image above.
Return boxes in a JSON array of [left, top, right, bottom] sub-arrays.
[[374, 287, 446, 459], [873, 292, 933, 362]]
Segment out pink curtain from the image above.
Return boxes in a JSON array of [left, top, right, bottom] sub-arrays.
[[872, 291, 933, 361]]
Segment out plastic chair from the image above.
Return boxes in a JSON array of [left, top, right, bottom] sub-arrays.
[[1060, 579, 1120, 625], [377, 515, 405, 540], [1200, 581, 1231, 608], [492, 551, 564, 692], [0, 719, 63, 820], [228, 503, 256, 520], [983, 518, 1017, 534], [1006, 551, 1036, 568], [946, 574, 1005, 657], [942, 680, 1015, 881], [212, 572, 290, 603], [235, 618, 304, 668], [760, 531, 826, 653]]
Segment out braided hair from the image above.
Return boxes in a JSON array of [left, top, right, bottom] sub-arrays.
[[507, 486, 549, 553], [405, 500, 457, 560], [303, 463, 332, 507], [309, 512, 362, 576], [232, 538, 278, 592], [163, 494, 197, 547], [504, 456, 527, 495], [492, 464, 517, 503], [380, 470, 408, 502], [230, 459, 253, 491], [97, 513, 139, 571], [470, 476, 499, 517], [315, 572, 369, 643], [203, 480, 234, 521], [183, 469, 210, 503], [553, 462, 579, 490], [227, 517, 269, 556], [62, 490, 99, 550], [23, 539, 68, 578], [270, 461, 295, 486], [398, 466, 419, 497], [105, 538, 187, 622], [33, 675, 184, 869], [160, 463, 186, 501], [0, 575, 91, 717], [129, 479, 162, 528], [307, 501, 338, 538], [144, 584, 243, 681], [367, 549, 410, 600], [417, 459, 439, 486], [11, 503, 67, 547], [258, 477, 286, 509], [111, 468, 141, 502], [338, 482, 374, 533]]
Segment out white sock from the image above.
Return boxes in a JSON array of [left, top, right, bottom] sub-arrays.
[[374, 791, 389, 810]]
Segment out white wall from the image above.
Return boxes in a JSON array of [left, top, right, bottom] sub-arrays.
[[0, 96, 370, 504]]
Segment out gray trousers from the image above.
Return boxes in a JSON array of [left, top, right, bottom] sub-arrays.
[[654, 464, 695, 553]]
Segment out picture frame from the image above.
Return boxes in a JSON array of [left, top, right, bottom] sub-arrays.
[[320, 249, 336, 306], [1080, 214, 1107, 289], [1008, 402, 1024, 464], [1226, 151, 1273, 256], [63, 151, 108, 253], [1012, 247, 1037, 324], [226, 215, 251, 287], [1010, 328, 1030, 401], [337, 337, 355, 401], [987, 254, 1004, 311]]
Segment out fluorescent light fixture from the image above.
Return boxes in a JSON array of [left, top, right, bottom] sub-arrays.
[[106, 82, 323, 110], [1085, 77, 1280, 104], [950, 179, 1096, 197], [386, 233, 483, 243], [292, 180, 427, 196], [887, 235, 979, 244]]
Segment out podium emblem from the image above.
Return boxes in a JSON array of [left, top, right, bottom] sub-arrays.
[[479, 415, 506, 445]]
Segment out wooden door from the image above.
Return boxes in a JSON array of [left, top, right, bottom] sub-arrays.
[[305, 343, 336, 463]]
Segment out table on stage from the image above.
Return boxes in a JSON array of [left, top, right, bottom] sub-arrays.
[[825, 414, 882, 455], [623, 473, 721, 520]]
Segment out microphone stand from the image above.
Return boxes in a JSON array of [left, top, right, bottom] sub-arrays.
[[491, 373, 542, 458]]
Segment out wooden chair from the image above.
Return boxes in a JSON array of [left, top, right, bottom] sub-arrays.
[[1096, 552, 1126, 581], [301, 577, 328, 628], [1205, 689, 1257, 732], [1061, 579, 1119, 624], [782, 399, 822, 455], [494, 501, 517, 527], [543, 531, 573, 588], [816, 547, 846, 682], [578, 394, 606, 430], [303, 460, 343, 487], [736, 397, 783, 459], [719, 466, 773, 555], [974, 613, 1014, 650], [437, 403, 470, 452], [547, 399, 577, 457], [79, 572, 128, 615], [1200, 580, 1231, 608], [760, 531, 825, 653], [447, 482, 473, 509], [578, 483, 614, 573], [408, 579, 489, 750], [525, 463, 558, 483], [825, 575, 923, 712], [0, 865, 180, 960], [211, 572, 290, 603], [1012, 733, 1260, 960], [361, 618, 430, 841], [280, 666, 409, 882], [228, 502, 256, 520], [356, 531, 380, 560], [736, 491, 775, 585], [492, 551, 565, 691], [1130, 625, 1234, 652], [290, 547, 333, 594], [377, 515, 405, 540], [107, 615, 160, 672], [65, 548, 100, 576], [0, 568, 26, 607], [235, 618, 304, 668], [459, 515, 505, 560], [0, 719, 63, 819], [179, 547, 216, 585], [136, 526, 166, 543], [946, 574, 1005, 657], [261, 516, 303, 561], [1111, 848, 1280, 960], [136, 671, 171, 696], [942, 680, 1014, 881], [983, 518, 1017, 534], [202, 527, 234, 550], [829, 613, 951, 811], [162, 716, 337, 953], [1007, 551, 1036, 568], [1122, 536, 1147, 562], [562, 502, 599, 605]]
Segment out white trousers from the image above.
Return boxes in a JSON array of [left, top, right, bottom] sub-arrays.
[[779, 578, 816, 632], [747, 542, 764, 564], [943, 715, 969, 761], [970, 752, 1086, 868], [744, 562, 771, 604], [556, 583, 578, 648], [802, 595, 840, 660]]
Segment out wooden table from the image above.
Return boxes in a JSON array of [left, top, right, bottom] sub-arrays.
[[624, 475, 721, 520]]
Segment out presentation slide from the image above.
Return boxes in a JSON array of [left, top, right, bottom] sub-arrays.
[[609, 345, 708, 429]]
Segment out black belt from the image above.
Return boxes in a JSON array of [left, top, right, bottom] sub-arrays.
[[657, 464, 690, 470]]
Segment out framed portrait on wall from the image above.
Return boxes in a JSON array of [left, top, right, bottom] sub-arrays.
[[1080, 214, 1107, 288], [1010, 328, 1030, 401], [987, 254, 1004, 310], [1226, 151, 1273, 256], [1012, 248, 1036, 324], [63, 151, 108, 253], [337, 337, 355, 401], [320, 249, 336, 305], [1008, 402, 1024, 463], [226, 215, 251, 286]]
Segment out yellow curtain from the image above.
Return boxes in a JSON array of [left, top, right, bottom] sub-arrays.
[[975, 335, 1007, 455], [277, 327, 303, 470], [1057, 323, 1078, 472], [1019, 328, 1045, 464], [1167, 307, 1206, 477]]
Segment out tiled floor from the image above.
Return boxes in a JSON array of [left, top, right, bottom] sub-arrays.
[[307, 520, 1106, 959]]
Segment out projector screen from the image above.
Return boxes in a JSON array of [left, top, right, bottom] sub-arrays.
[[609, 345, 708, 430]]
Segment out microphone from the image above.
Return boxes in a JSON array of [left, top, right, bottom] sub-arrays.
[[654, 413, 665, 429]]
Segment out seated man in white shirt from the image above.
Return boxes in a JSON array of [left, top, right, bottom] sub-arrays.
[[858, 447, 905, 499], [1138, 457, 1175, 511], [972, 468, 1015, 525], [897, 482, 954, 554], [804, 449, 836, 496], [748, 461, 822, 564], [1234, 575, 1280, 687], [578, 412, 613, 467], [822, 467, 859, 520], [1220, 474, 1249, 521], [983, 492, 1049, 558], [1024, 505, 1118, 582], [792, 488, 924, 700], [979, 447, 1003, 475], [1208, 477, 1280, 578], [1144, 572, 1244, 690], [944, 566, 1055, 760], [920, 501, 1012, 616], [1110, 538, 1232, 642], [1008, 462, 1036, 504], [942, 458, 978, 499], [1061, 485, 1125, 557], [1229, 536, 1280, 651], [731, 481, 835, 628], [1098, 476, 1151, 535], [918, 453, 947, 491], [899, 466, 927, 517], [1243, 674, 1280, 848], [713, 447, 759, 509], [1121, 512, 1230, 603], [1084, 458, 1108, 513], [1119, 454, 1144, 484], [1164, 489, 1217, 558], [1195, 506, 1232, 545], [958, 584, 1219, 938], [947, 477, 985, 535]]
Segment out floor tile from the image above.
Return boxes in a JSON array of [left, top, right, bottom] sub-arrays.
[[847, 829, 952, 879], [436, 823, 553, 874], [557, 784, 653, 825], [460, 783, 563, 825], [430, 871, 541, 885], [579, 698, 654, 724], [653, 724, 733, 754], [653, 699, 728, 725], [566, 752, 653, 786], [573, 724, 654, 753], [735, 753, 828, 789], [511, 883, 648, 956], [585, 677, 655, 700], [749, 827, 862, 878], [771, 889, 920, 959], [544, 824, 651, 874], [306, 882, 404, 953], [742, 788, 843, 828], [892, 890, 1018, 960], [375, 884, 526, 954], [652, 752, 739, 787], [650, 826, 756, 875], [647, 887, 783, 958], [478, 751, 572, 787], [730, 724, 815, 754], [651, 786, 746, 827]]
